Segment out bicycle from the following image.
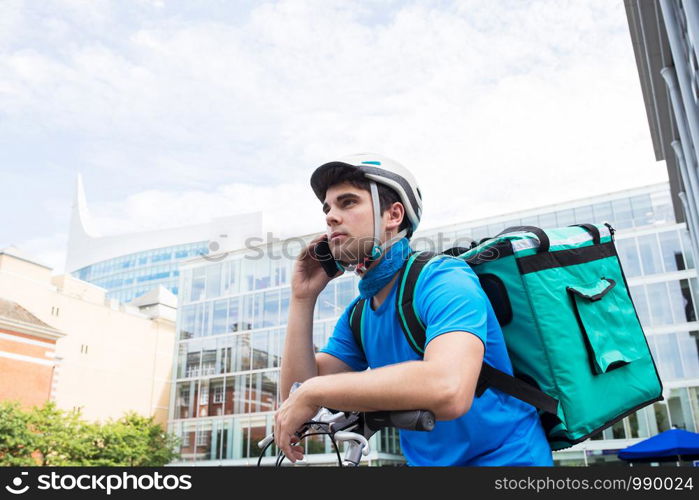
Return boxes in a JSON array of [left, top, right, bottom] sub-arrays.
[[257, 407, 435, 467]]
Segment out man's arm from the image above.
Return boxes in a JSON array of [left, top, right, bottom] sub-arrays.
[[280, 296, 353, 401], [299, 331, 484, 419], [274, 331, 483, 461], [280, 232, 359, 401], [280, 296, 318, 401]]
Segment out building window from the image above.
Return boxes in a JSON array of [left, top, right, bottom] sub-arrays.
[[592, 202, 613, 224], [615, 238, 642, 277], [191, 268, 206, 302], [630, 194, 654, 227], [185, 351, 201, 378], [629, 285, 651, 327], [317, 284, 336, 320], [199, 384, 209, 405], [263, 290, 280, 327], [668, 280, 696, 323], [196, 431, 208, 446], [280, 288, 291, 326], [638, 234, 663, 275], [179, 388, 190, 407], [611, 198, 633, 229], [212, 300, 228, 335], [213, 385, 224, 404], [647, 282, 673, 326], [658, 230, 685, 272], [574, 205, 593, 223], [207, 264, 222, 298]]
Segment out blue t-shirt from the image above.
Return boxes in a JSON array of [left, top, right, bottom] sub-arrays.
[[320, 255, 553, 466]]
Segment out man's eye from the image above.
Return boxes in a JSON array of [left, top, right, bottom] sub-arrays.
[[344, 199, 356, 206]]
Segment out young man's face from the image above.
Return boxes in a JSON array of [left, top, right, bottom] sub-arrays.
[[322, 181, 377, 264]]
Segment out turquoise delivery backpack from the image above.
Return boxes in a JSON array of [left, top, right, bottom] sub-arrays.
[[349, 223, 663, 450]]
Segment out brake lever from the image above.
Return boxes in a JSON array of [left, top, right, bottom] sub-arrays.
[[333, 431, 371, 455]]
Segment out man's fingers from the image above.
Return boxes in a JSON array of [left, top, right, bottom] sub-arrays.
[[285, 445, 304, 463], [290, 446, 304, 462], [280, 440, 300, 463], [278, 434, 292, 460], [299, 234, 327, 261], [277, 434, 305, 463], [273, 415, 280, 448]]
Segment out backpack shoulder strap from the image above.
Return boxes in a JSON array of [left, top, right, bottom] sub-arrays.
[[395, 251, 436, 356], [349, 298, 367, 352]]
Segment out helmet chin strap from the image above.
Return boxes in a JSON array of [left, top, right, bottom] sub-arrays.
[[341, 181, 408, 275]]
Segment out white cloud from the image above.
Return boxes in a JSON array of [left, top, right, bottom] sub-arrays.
[[13, 233, 68, 271], [88, 182, 324, 240], [1, 0, 668, 271]]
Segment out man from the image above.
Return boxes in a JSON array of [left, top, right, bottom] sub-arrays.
[[275, 153, 553, 466]]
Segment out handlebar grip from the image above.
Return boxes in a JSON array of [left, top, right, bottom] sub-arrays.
[[364, 410, 435, 432]]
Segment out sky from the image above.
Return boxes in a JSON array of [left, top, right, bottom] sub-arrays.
[[1, 0, 668, 273]]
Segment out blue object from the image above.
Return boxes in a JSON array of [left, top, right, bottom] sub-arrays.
[[321, 256, 553, 466], [618, 429, 699, 461], [357, 238, 410, 299]]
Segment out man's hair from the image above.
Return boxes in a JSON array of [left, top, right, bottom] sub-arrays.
[[319, 166, 410, 233]]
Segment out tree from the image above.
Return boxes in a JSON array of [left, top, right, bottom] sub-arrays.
[[0, 401, 37, 466], [0, 401, 180, 466], [92, 413, 180, 466], [28, 402, 97, 466]]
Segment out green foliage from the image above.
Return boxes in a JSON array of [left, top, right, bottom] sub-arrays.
[[0, 401, 180, 466], [91, 412, 180, 466], [0, 401, 36, 466], [28, 402, 97, 466]]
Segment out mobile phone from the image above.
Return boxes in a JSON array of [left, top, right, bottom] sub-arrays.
[[314, 238, 343, 277]]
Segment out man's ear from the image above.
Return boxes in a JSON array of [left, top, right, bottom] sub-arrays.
[[385, 201, 405, 231]]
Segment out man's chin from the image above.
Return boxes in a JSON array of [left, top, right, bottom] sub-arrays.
[[329, 240, 361, 264]]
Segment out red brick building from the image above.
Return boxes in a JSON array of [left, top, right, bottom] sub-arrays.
[[0, 298, 64, 408]]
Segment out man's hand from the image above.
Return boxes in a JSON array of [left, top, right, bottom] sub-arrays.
[[274, 382, 320, 463], [291, 234, 342, 302]]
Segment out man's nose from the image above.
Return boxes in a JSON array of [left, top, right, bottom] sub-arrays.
[[325, 207, 341, 226]]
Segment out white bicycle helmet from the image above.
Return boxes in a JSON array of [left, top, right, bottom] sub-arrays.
[[310, 153, 423, 272]]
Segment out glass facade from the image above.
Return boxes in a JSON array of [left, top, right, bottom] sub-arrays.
[[170, 246, 385, 464], [170, 183, 699, 466], [72, 241, 209, 303], [414, 187, 675, 251]]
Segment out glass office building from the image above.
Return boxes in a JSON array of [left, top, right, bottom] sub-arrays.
[[169, 182, 699, 466], [64, 175, 262, 304], [72, 242, 209, 304], [626, 0, 699, 287]]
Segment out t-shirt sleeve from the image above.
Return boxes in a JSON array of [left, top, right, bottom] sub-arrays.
[[319, 298, 369, 371], [413, 257, 488, 350]]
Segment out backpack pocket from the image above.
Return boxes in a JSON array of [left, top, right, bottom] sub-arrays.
[[567, 278, 642, 374]]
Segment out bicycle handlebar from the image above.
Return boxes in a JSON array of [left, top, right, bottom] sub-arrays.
[[363, 409, 435, 432], [258, 383, 437, 466]]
